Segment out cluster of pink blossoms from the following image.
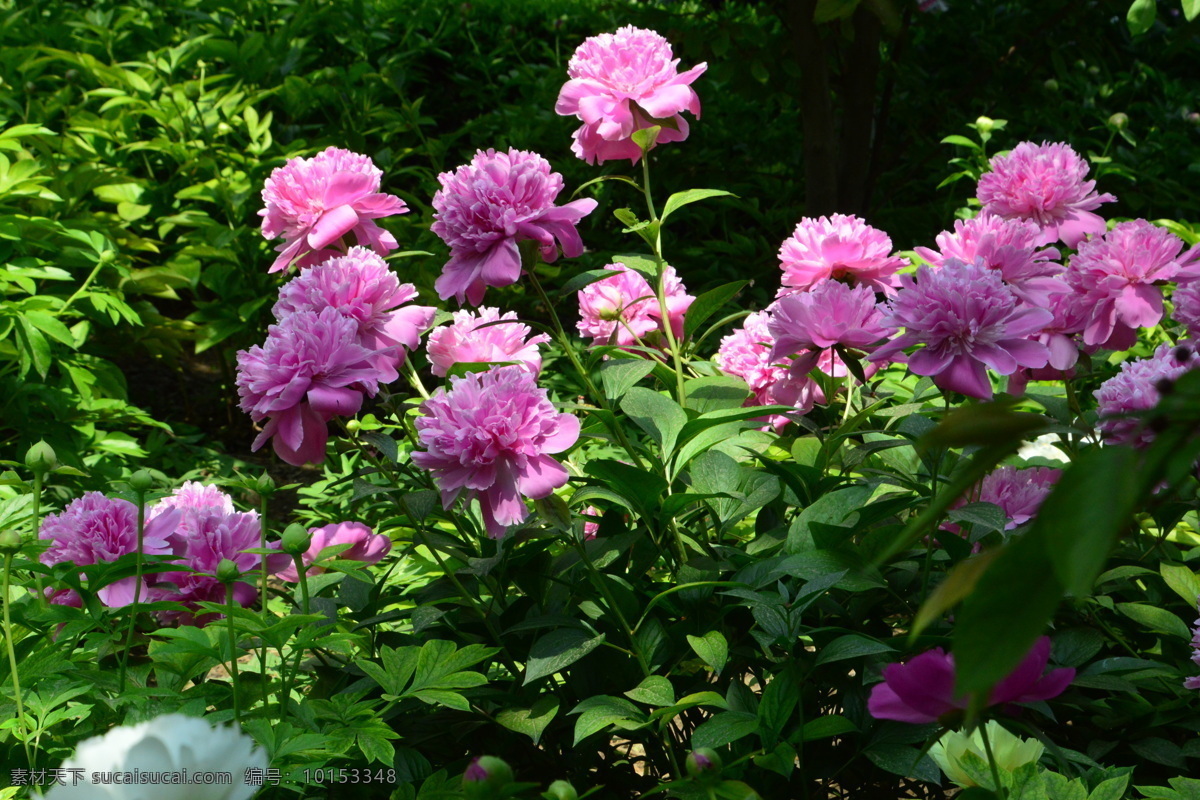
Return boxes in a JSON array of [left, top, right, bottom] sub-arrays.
[[715, 310, 825, 430], [1094, 342, 1198, 448], [576, 262, 694, 351]]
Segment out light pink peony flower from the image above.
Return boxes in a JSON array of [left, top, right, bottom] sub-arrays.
[[914, 212, 1066, 306], [576, 262, 694, 348], [431, 148, 598, 305], [236, 308, 385, 466], [273, 246, 436, 383], [274, 521, 391, 583], [39, 493, 181, 608], [948, 465, 1061, 533], [1174, 280, 1200, 337], [427, 307, 550, 377], [412, 367, 580, 538], [259, 146, 407, 274], [768, 281, 894, 375], [870, 259, 1054, 400], [777, 214, 908, 295], [1094, 342, 1199, 448], [976, 141, 1115, 249], [714, 310, 826, 429], [1006, 290, 1089, 395], [556, 26, 707, 165], [1066, 220, 1186, 349], [146, 481, 236, 537], [869, 637, 1074, 724], [581, 506, 602, 541]]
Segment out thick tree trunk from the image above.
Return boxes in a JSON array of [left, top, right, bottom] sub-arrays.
[[790, 0, 840, 218], [838, 6, 882, 216]]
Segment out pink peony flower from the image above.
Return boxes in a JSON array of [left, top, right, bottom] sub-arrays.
[[1173, 280, 1200, 337], [273, 246, 436, 383], [274, 521, 391, 583], [1094, 342, 1199, 448], [915, 212, 1066, 306], [869, 636, 1074, 724], [777, 214, 908, 295], [948, 465, 1061, 533], [236, 308, 385, 466], [1006, 290, 1090, 395], [576, 262, 694, 348], [714, 310, 826, 429], [768, 281, 894, 375], [412, 367, 580, 538], [581, 506, 602, 541], [146, 481, 236, 537], [259, 146, 407, 274], [555, 26, 707, 165], [976, 141, 1115, 249], [427, 307, 550, 377], [39, 493, 181, 608], [1066, 220, 1186, 349], [1186, 599, 1200, 690], [870, 260, 1054, 400], [431, 148, 598, 305]]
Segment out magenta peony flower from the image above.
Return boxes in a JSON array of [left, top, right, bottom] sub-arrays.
[[1094, 342, 1199, 448], [236, 308, 385, 466], [576, 262, 694, 348], [778, 214, 908, 295], [976, 141, 1115, 249], [412, 367, 580, 538], [259, 146, 407, 274], [1007, 290, 1090, 395], [146, 481, 236, 537], [870, 260, 1054, 400], [427, 306, 550, 377], [39, 493, 181, 608], [1173, 280, 1200, 337], [869, 636, 1074, 724], [555, 26, 707, 165], [1186, 600, 1200, 690], [768, 281, 894, 374], [274, 521, 391, 583], [714, 310, 826, 429], [949, 465, 1061, 532], [273, 246, 436, 383], [431, 148, 598, 305], [915, 212, 1066, 306], [1066, 220, 1186, 349]]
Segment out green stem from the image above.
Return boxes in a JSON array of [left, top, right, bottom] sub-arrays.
[[573, 539, 649, 678], [258, 494, 271, 709], [3, 553, 35, 770], [30, 472, 45, 608], [977, 721, 1007, 798], [56, 262, 104, 317], [226, 583, 241, 725], [118, 490, 147, 694], [640, 155, 687, 405], [404, 358, 430, 400]]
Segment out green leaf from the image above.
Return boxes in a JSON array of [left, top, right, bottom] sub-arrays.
[[624, 675, 675, 707], [560, 268, 622, 296], [912, 551, 1001, 639], [620, 388, 687, 456], [1160, 563, 1200, 606], [815, 635, 895, 665], [757, 667, 799, 747], [691, 711, 760, 750], [660, 189, 736, 225], [814, 0, 863, 23], [524, 630, 606, 685], [16, 317, 51, 377], [496, 695, 559, 745], [1185, 0, 1200, 21], [865, 744, 940, 783], [687, 631, 729, 675], [684, 280, 748, 338], [683, 376, 752, 413], [600, 358, 656, 402], [1127, 0, 1156, 34], [940, 135, 982, 150], [802, 715, 857, 741], [358, 431, 399, 464], [24, 311, 75, 347], [631, 126, 661, 152], [1116, 603, 1192, 639], [583, 460, 667, 518], [570, 695, 646, 745]]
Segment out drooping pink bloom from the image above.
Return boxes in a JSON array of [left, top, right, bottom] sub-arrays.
[[778, 214, 908, 295], [947, 466, 1061, 534], [38, 493, 181, 608], [1094, 342, 1199, 448], [1173, 280, 1200, 337], [274, 521, 391, 583], [915, 212, 1066, 306], [714, 310, 826, 429], [273, 246, 436, 383], [412, 367, 581, 538], [976, 141, 1115, 249], [576, 263, 694, 348], [870, 260, 1054, 400], [1186, 599, 1200, 690], [1066, 220, 1187, 349], [869, 636, 1074, 724], [556, 26, 707, 165], [1007, 290, 1090, 395], [768, 281, 894, 375], [236, 308, 385, 466], [431, 148, 598, 305], [259, 147, 407, 274], [427, 307, 550, 377]]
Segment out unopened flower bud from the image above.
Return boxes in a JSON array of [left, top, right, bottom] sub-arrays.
[[184, 83, 201, 101], [545, 780, 578, 800], [344, 419, 361, 434], [215, 558, 240, 584], [255, 473, 276, 495], [1188, 112, 1200, 126], [974, 116, 995, 134], [463, 756, 512, 794], [65, 69, 79, 83], [129, 470, 154, 493], [1043, 79, 1059, 91], [0, 530, 22, 554], [686, 748, 722, 779], [1107, 112, 1129, 130], [280, 523, 312, 555], [1088, 65, 1100, 77], [98, 249, 116, 264], [24, 440, 57, 473]]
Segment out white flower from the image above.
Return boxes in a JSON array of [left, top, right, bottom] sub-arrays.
[[928, 720, 1045, 789], [45, 714, 268, 800], [1017, 433, 1067, 464]]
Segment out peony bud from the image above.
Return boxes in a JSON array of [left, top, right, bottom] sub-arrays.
[[280, 523, 312, 556], [0, 530, 22, 554], [215, 558, 241, 584], [463, 756, 512, 796], [544, 780, 578, 800], [686, 748, 722, 779], [1043, 79, 1059, 91], [24, 440, 57, 473], [129, 470, 154, 493], [974, 116, 995, 134], [255, 473, 276, 495], [1107, 112, 1129, 130]]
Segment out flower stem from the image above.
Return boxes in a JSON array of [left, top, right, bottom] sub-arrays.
[[29, 472, 45, 609], [226, 585, 241, 725], [117, 489, 147, 694], [258, 493, 271, 709], [3, 553, 35, 770], [977, 721, 1007, 798], [640, 154, 687, 405]]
